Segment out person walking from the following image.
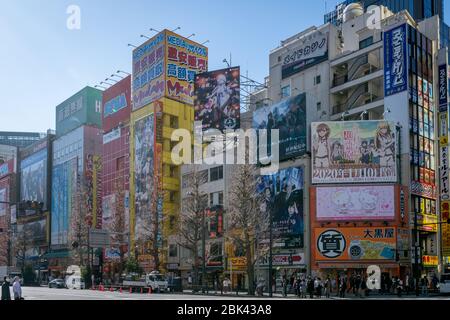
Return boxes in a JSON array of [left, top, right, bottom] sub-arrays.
[[324, 276, 331, 298], [397, 278, 403, 297], [421, 276, 429, 296], [282, 276, 288, 297], [300, 278, 306, 298], [1, 277, 11, 300], [307, 277, 314, 299], [12, 277, 22, 300], [339, 276, 347, 298]]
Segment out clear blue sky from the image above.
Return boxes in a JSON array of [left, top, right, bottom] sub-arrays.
[[1, 0, 448, 133]]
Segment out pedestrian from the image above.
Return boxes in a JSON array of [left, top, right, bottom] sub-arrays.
[[421, 276, 429, 296], [282, 276, 287, 297], [397, 278, 403, 297], [307, 277, 314, 299], [339, 276, 347, 298], [1, 277, 11, 300], [432, 274, 439, 292], [12, 277, 22, 300], [354, 274, 362, 297], [405, 274, 410, 295], [324, 276, 331, 298]]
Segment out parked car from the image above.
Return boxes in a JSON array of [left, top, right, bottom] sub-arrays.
[[48, 279, 66, 289], [167, 276, 183, 292]]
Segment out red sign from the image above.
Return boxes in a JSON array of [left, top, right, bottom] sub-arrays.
[[102, 76, 132, 133]]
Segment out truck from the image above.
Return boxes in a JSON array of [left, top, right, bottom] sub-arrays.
[[122, 271, 169, 293]]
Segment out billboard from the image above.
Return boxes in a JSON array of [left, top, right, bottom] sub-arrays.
[[102, 75, 131, 133], [132, 32, 165, 111], [281, 30, 328, 79], [311, 121, 397, 184], [17, 218, 47, 243], [253, 93, 307, 161], [315, 227, 396, 261], [257, 167, 303, 248], [134, 114, 154, 242], [20, 148, 47, 204], [315, 185, 396, 221], [102, 194, 116, 231], [384, 24, 408, 97], [0, 188, 6, 216], [441, 201, 450, 256], [165, 30, 208, 105], [194, 67, 240, 131], [51, 158, 77, 246]]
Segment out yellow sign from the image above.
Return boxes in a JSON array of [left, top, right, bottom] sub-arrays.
[[422, 255, 438, 266], [441, 136, 449, 145]]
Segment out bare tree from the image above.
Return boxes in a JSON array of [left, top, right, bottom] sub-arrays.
[[176, 166, 208, 288], [227, 163, 269, 295], [13, 225, 34, 272]]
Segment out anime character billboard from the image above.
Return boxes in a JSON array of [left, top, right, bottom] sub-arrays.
[[194, 67, 240, 131], [311, 121, 397, 184]]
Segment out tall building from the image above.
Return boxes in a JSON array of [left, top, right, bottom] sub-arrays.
[[130, 29, 208, 272], [324, 0, 444, 26], [16, 134, 55, 281], [100, 75, 132, 281], [0, 131, 46, 149], [251, 4, 444, 284], [48, 87, 103, 277]]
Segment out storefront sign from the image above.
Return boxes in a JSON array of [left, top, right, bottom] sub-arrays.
[[422, 255, 438, 267], [410, 181, 436, 199], [103, 127, 121, 144], [439, 64, 448, 111], [315, 227, 396, 261]]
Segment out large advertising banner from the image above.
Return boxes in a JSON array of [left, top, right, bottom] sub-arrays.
[[281, 30, 328, 79], [102, 194, 116, 232], [51, 158, 77, 246], [253, 93, 307, 161], [257, 167, 304, 248], [103, 75, 131, 133], [194, 67, 240, 131], [17, 218, 47, 243], [315, 227, 396, 261], [384, 24, 408, 97], [311, 121, 397, 184], [0, 188, 6, 216], [20, 148, 47, 204], [441, 201, 450, 256], [132, 32, 165, 111], [439, 64, 448, 112], [134, 114, 154, 242], [315, 185, 395, 221], [165, 30, 208, 105]]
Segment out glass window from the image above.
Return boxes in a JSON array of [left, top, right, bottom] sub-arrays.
[[210, 166, 223, 181], [169, 244, 177, 257], [281, 85, 290, 98]]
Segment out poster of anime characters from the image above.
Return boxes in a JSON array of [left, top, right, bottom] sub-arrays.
[[194, 67, 240, 131], [253, 93, 307, 161], [134, 114, 154, 242], [315, 185, 396, 221], [20, 149, 47, 205], [256, 167, 304, 248], [311, 121, 397, 184]]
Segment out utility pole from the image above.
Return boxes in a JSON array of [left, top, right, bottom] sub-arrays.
[[268, 210, 273, 298], [202, 209, 206, 293]]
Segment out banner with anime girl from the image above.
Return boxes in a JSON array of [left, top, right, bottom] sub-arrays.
[[311, 121, 397, 184]]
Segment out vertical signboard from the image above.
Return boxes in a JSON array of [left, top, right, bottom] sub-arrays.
[[442, 201, 450, 256], [439, 64, 448, 112], [165, 30, 208, 105], [132, 33, 165, 111], [384, 24, 408, 97]]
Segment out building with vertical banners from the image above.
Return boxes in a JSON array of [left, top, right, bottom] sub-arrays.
[[17, 134, 55, 282], [101, 75, 131, 281], [0, 159, 17, 269], [130, 30, 207, 272], [48, 87, 103, 278], [250, 3, 447, 286]]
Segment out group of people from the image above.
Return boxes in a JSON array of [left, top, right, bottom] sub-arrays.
[[380, 273, 440, 296], [1, 277, 23, 301]]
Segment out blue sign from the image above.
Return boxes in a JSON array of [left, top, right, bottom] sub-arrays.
[[384, 24, 408, 97], [439, 64, 448, 111], [104, 93, 127, 117]]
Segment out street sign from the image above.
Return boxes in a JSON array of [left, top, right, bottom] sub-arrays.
[[89, 229, 110, 248]]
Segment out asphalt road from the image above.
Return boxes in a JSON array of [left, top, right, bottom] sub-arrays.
[[8, 287, 450, 300]]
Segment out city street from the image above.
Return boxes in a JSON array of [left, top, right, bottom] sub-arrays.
[[11, 287, 450, 300]]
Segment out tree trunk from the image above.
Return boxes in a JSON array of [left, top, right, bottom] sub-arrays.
[[245, 232, 255, 296]]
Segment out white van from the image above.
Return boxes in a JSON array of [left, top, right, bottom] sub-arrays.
[[66, 275, 85, 290]]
